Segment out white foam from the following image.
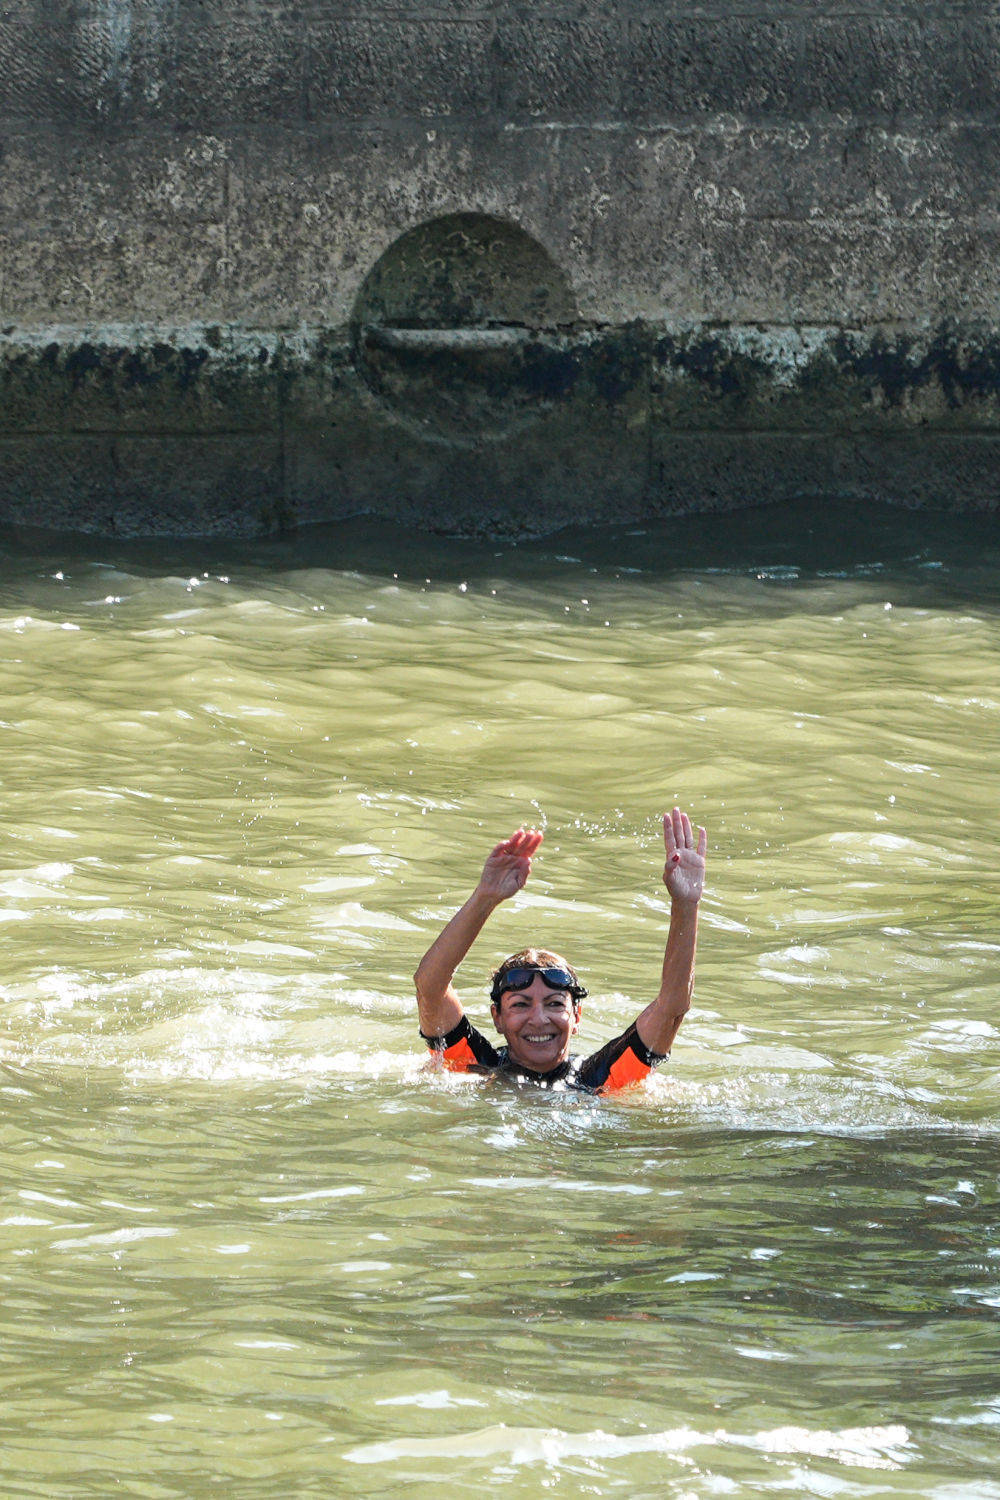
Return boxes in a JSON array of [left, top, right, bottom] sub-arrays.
[[375, 1391, 486, 1410], [344, 1421, 911, 1471], [49, 1226, 176, 1250]]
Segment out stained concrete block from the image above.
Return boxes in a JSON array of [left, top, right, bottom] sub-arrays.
[[680, 123, 933, 225], [650, 326, 1000, 437], [623, 11, 997, 124], [801, 16, 1000, 119], [286, 402, 649, 536], [1, 218, 230, 324], [0, 434, 119, 530], [534, 128, 707, 322], [0, 0, 124, 122], [931, 226, 1000, 320], [113, 434, 286, 535], [0, 128, 230, 322], [0, 130, 122, 241], [285, 326, 650, 534], [0, 129, 226, 232], [0, 429, 285, 533], [956, 14, 1000, 118], [0, 228, 120, 324], [305, 19, 497, 121], [110, 222, 231, 323], [224, 129, 376, 326], [850, 434, 1000, 511], [280, 333, 357, 435], [623, 15, 803, 119], [111, 134, 230, 225], [493, 14, 624, 120], [683, 122, 917, 225], [700, 220, 940, 324], [922, 126, 1000, 224], [0, 333, 284, 436], [132, 9, 306, 125], [825, 128, 964, 224], [649, 432, 863, 514], [650, 331, 820, 434], [650, 429, 1000, 515]]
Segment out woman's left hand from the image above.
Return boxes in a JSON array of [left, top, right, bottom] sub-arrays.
[[662, 807, 707, 906]]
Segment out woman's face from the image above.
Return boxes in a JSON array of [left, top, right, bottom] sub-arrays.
[[491, 973, 580, 1072]]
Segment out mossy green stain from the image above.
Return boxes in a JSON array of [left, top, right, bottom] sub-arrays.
[[587, 328, 647, 404], [829, 327, 1000, 409], [521, 342, 579, 401], [656, 333, 770, 401]]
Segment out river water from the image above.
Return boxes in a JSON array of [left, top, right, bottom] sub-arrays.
[[1, 501, 998, 1498]]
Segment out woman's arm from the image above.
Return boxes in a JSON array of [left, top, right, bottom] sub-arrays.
[[634, 808, 707, 1056], [413, 828, 543, 1037]]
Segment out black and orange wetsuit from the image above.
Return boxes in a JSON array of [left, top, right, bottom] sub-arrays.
[[421, 1014, 666, 1094]]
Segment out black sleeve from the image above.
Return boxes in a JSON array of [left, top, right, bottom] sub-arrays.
[[420, 1014, 501, 1069], [574, 1022, 667, 1094]]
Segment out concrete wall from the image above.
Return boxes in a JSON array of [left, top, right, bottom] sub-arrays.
[[2, 1, 1000, 535]]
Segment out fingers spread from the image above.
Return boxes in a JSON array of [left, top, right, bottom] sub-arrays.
[[496, 827, 543, 856]]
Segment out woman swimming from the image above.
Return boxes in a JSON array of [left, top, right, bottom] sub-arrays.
[[414, 807, 707, 1093]]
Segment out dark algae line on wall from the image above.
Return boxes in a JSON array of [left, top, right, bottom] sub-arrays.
[[4, 319, 1000, 537]]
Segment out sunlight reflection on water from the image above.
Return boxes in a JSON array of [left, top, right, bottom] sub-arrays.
[[1, 504, 999, 1496]]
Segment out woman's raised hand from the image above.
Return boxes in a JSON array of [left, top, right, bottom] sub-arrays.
[[662, 807, 707, 906], [478, 828, 544, 902]]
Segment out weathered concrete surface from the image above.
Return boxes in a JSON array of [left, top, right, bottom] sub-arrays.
[[2, 2, 1000, 534]]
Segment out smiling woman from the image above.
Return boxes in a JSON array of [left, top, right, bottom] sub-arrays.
[[413, 809, 707, 1093]]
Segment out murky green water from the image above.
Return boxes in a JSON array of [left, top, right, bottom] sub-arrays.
[[2, 502, 998, 1498]]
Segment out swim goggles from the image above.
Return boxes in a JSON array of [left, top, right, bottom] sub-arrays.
[[490, 965, 588, 1006]]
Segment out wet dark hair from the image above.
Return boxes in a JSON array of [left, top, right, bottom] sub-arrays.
[[489, 948, 587, 1010]]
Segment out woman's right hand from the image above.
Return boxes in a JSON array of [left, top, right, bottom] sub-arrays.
[[478, 828, 543, 902]]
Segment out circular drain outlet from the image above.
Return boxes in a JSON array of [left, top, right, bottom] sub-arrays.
[[352, 213, 579, 441]]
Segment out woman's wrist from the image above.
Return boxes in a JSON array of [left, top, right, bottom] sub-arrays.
[[471, 884, 505, 912], [668, 893, 701, 918]]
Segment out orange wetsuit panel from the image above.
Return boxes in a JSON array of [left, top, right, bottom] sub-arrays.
[[422, 1016, 502, 1073], [595, 1040, 658, 1093], [439, 1034, 481, 1071]]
